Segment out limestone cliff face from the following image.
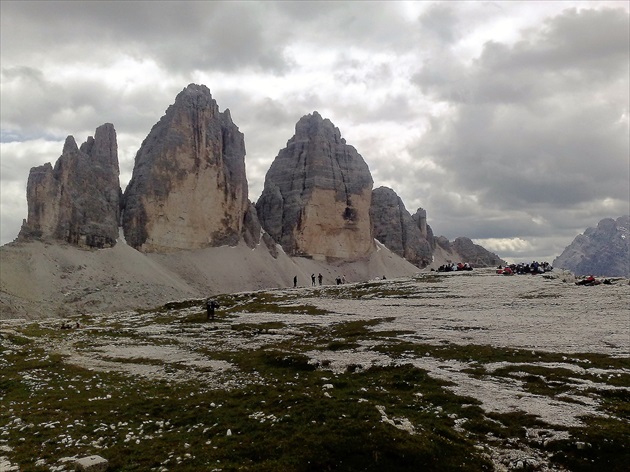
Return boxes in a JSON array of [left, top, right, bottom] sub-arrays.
[[122, 84, 249, 252], [18, 124, 121, 248], [553, 216, 629, 277], [256, 112, 374, 260], [370, 187, 432, 267]]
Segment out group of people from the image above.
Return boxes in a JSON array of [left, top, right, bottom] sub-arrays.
[[436, 262, 473, 272], [310, 273, 324, 286], [496, 261, 552, 275], [292, 273, 347, 287]]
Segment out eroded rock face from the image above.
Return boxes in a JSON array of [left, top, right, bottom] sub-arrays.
[[256, 112, 374, 260], [553, 216, 629, 277], [122, 84, 248, 252], [370, 187, 432, 267], [18, 124, 120, 248], [412, 208, 435, 251]]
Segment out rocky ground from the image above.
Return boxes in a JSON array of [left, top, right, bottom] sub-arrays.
[[1, 269, 628, 471]]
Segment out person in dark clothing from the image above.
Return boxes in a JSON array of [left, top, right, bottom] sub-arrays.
[[318, 273, 323, 285], [206, 298, 220, 321], [293, 275, 298, 288], [311, 274, 316, 286]]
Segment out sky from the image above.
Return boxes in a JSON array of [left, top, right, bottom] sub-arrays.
[[1, 1, 628, 263]]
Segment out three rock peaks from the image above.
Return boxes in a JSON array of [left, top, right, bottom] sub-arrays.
[[18, 83, 492, 268]]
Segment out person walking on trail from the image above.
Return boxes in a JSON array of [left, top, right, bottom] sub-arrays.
[[206, 298, 219, 321], [318, 273, 323, 285], [311, 274, 316, 286], [293, 275, 298, 288]]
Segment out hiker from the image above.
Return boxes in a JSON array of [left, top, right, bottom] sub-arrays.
[[318, 273, 323, 285], [206, 298, 220, 321], [311, 274, 316, 286], [293, 275, 298, 288]]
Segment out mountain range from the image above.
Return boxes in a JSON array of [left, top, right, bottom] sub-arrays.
[[2, 84, 505, 318]]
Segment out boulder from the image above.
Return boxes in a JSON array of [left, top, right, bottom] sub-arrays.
[[18, 124, 120, 248], [256, 112, 374, 260], [122, 84, 249, 252], [370, 187, 432, 267], [75, 455, 108, 471], [553, 215, 629, 277]]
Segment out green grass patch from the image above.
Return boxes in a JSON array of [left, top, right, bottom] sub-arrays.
[[2, 277, 628, 471]]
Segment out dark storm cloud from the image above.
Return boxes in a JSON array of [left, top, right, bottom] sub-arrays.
[[1, 1, 290, 74]]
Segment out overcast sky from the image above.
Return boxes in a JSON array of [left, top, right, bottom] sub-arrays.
[[1, 1, 628, 263]]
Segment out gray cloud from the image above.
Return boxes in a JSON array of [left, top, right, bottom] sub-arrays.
[[409, 7, 629, 260], [1, 1, 628, 264], [1, 1, 290, 74]]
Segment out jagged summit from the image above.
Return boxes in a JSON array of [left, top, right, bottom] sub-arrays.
[[167, 84, 226, 119], [553, 216, 629, 277], [122, 84, 249, 252], [256, 112, 374, 260], [18, 123, 121, 248], [370, 186, 433, 268]]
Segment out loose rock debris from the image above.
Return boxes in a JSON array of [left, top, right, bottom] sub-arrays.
[[1, 269, 628, 470]]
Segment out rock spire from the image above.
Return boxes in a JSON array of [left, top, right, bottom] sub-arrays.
[[122, 84, 249, 252], [370, 186, 433, 267], [18, 123, 121, 248], [256, 112, 374, 260]]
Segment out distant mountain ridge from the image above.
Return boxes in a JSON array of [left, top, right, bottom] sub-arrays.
[[553, 216, 630, 277]]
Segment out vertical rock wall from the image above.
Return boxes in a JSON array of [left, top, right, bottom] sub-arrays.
[[122, 84, 249, 252], [18, 124, 121, 248], [256, 112, 375, 260], [370, 187, 433, 268]]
